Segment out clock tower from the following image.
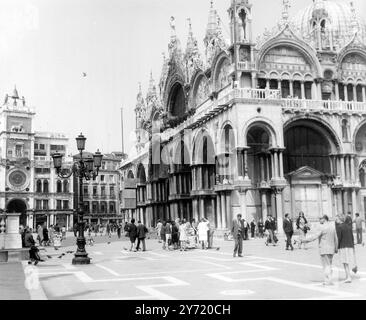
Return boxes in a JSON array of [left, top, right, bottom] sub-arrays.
[[0, 88, 35, 227]]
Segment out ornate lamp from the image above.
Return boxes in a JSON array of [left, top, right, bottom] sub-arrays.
[[51, 133, 103, 265]]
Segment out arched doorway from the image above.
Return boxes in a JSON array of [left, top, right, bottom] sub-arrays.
[[7, 199, 27, 227], [283, 119, 338, 220]]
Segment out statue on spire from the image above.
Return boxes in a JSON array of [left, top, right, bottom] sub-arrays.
[[282, 0, 291, 22], [170, 16, 176, 38]]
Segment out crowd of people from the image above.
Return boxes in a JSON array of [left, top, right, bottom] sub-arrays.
[[20, 210, 365, 285]]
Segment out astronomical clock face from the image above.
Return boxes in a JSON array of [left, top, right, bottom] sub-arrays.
[[7, 169, 28, 191]]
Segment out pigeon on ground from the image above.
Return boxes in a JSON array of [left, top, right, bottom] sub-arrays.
[[216, 247, 220, 251], [47, 255, 52, 259]]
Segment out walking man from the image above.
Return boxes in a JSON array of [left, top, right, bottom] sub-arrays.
[[354, 213, 364, 245], [136, 221, 148, 251], [232, 214, 244, 257], [301, 215, 338, 286], [283, 214, 294, 250]]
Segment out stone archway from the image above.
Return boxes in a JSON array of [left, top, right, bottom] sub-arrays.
[[7, 199, 27, 227]]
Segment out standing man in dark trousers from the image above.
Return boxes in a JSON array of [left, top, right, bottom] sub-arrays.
[[232, 214, 244, 257], [136, 220, 148, 251], [283, 214, 294, 250]]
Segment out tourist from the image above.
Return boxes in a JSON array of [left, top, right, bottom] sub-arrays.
[[117, 222, 122, 239], [283, 214, 294, 251], [24, 227, 43, 265], [164, 221, 173, 250], [296, 212, 309, 249], [136, 221, 148, 251], [106, 223, 112, 238], [19, 225, 26, 248], [264, 216, 275, 246], [335, 214, 356, 283], [232, 214, 244, 257], [250, 219, 256, 238], [160, 221, 167, 249], [345, 213, 359, 274], [191, 219, 198, 245], [197, 218, 209, 250], [354, 213, 364, 245], [73, 222, 78, 237], [61, 225, 66, 240], [37, 224, 43, 245], [155, 219, 163, 243], [42, 224, 49, 246], [179, 220, 188, 251], [171, 221, 180, 250], [207, 220, 215, 249], [257, 219, 264, 238], [243, 219, 249, 240], [301, 215, 338, 286], [128, 219, 137, 251]]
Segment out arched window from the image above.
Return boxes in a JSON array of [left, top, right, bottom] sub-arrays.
[[36, 180, 42, 193], [63, 180, 69, 193], [56, 180, 62, 193], [43, 180, 49, 193]]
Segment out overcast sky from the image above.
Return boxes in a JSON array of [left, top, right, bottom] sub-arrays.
[[0, 0, 365, 156]]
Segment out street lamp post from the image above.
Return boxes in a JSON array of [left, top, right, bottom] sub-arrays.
[[52, 133, 103, 265]]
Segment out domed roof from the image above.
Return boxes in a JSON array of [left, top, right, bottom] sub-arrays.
[[290, 0, 366, 48]]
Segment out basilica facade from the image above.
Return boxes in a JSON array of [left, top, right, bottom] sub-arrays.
[[120, 0, 366, 233]]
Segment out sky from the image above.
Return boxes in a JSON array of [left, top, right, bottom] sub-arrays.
[[0, 0, 365, 156]]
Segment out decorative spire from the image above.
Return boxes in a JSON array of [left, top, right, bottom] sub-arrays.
[[170, 16, 176, 40], [282, 0, 291, 23], [205, 0, 219, 43], [135, 82, 145, 112], [12, 85, 19, 100], [168, 16, 182, 58], [185, 18, 198, 56], [147, 71, 157, 98], [350, 1, 359, 34]]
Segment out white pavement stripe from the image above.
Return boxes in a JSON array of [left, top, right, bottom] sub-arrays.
[[190, 259, 231, 270], [95, 264, 121, 276], [62, 264, 77, 270], [136, 276, 190, 300], [21, 261, 47, 300], [250, 255, 366, 275], [86, 268, 222, 281], [145, 251, 168, 258]]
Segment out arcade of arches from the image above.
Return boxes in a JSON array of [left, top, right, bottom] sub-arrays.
[[130, 119, 364, 231]]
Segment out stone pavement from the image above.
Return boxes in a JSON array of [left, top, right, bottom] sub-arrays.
[[6, 233, 366, 300], [0, 262, 30, 300]]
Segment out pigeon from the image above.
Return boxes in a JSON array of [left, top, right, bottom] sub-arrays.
[[107, 242, 111, 245], [216, 247, 220, 251], [82, 72, 87, 77], [46, 255, 52, 259]]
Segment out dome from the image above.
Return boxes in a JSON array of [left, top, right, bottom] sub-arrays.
[[290, 0, 366, 49]]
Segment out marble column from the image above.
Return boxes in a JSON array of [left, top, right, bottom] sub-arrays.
[[340, 155, 345, 181], [312, 82, 317, 100], [221, 193, 227, 229], [251, 72, 257, 89], [226, 193, 232, 227], [317, 81, 322, 99], [350, 155, 355, 183], [343, 190, 349, 214], [274, 150, 279, 179], [237, 149, 243, 177], [261, 191, 268, 220], [362, 86, 366, 102], [193, 199, 198, 222], [353, 85, 357, 102], [279, 150, 284, 179], [271, 152, 275, 179], [329, 155, 334, 176], [200, 198, 205, 220], [240, 191, 247, 221], [216, 194, 222, 229], [211, 198, 216, 227], [266, 154, 271, 181], [344, 85, 348, 102], [335, 82, 339, 100], [274, 190, 284, 234], [289, 80, 294, 97], [243, 148, 250, 179], [351, 189, 357, 215], [300, 81, 305, 99], [345, 156, 350, 182]]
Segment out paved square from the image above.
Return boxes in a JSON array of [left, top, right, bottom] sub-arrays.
[[15, 235, 366, 300]]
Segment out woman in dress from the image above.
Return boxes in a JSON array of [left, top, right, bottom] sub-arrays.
[[197, 218, 209, 249], [296, 212, 309, 249], [171, 221, 179, 250], [179, 221, 188, 251]]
